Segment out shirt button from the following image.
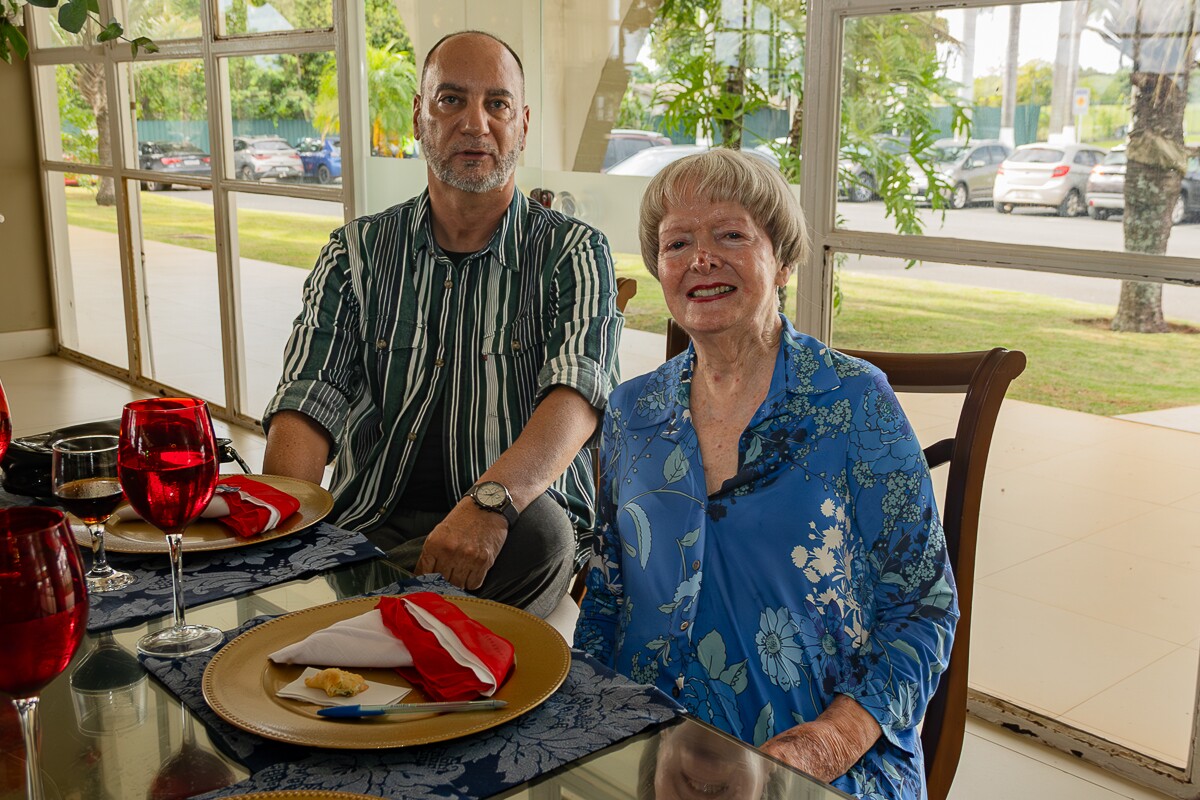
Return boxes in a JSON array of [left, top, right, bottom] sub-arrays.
[[434, 358, 445, 367], [407, 432, 418, 441], [378, 506, 387, 515], [680, 621, 690, 631], [444, 279, 453, 289], [512, 340, 522, 351], [376, 338, 387, 350]]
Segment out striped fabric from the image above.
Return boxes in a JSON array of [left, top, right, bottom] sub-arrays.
[[263, 190, 623, 533]]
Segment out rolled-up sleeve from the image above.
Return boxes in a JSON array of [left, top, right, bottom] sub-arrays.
[[262, 228, 364, 456], [536, 226, 623, 411]]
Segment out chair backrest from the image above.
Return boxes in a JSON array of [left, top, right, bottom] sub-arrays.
[[665, 319, 1026, 800]]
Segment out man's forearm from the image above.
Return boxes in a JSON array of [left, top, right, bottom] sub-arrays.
[[262, 410, 332, 486], [476, 385, 600, 510]]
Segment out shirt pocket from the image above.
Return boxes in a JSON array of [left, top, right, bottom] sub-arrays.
[[480, 313, 548, 360], [365, 313, 426, 399]]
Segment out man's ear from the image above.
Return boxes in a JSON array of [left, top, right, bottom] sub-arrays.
[[412, 94, 422, 140], [520, 105, 530, 151]]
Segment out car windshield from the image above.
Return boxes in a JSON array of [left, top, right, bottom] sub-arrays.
[[608, 148, 696, 175], [1010, 147, 1064, 164], [160, 143, 205, 155], [931, 144, 966, 163], [1103, 150, 1127, 166]]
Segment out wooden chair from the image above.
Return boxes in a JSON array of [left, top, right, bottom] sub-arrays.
[[665, 318, 1026, 800]]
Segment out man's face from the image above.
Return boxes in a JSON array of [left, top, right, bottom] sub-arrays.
[[415, 35, 529, 195]]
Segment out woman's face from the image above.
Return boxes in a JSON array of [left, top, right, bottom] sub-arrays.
[[653, 723, 771, 799], [656, 190, 791, 343]]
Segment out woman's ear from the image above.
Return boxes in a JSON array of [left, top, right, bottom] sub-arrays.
[[776, 263, 794, 287]]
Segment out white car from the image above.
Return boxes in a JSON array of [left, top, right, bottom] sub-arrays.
[[606, 144, 780, 177], [992, 143, 1107, 217]]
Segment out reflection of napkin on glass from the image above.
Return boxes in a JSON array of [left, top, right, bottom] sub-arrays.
[[116, 475, 299, 538], [275, 666, 411, 708], [268, 593, 515, 702]]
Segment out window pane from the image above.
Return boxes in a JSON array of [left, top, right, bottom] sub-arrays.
[[218, 0, 331, 37], [49, 176, 128, 367], [132, 59, 211, 186], [837, 0, 1200, 273], [361, 0, 417, 159], [134, 181, 225, 404], [831, 254, 1200, 765], [40, 64, 109, 165], [227, 52, 333, 184], [122, 0, 203, 40], [231, 192, 343, 418]]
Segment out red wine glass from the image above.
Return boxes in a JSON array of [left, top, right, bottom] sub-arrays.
[[0, 506, 89, 800], [0, 377, 11, 463], [53, 435, 134, 593], [118, 398, 222, 658]]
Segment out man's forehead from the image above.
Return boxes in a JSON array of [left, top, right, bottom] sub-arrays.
[[422, 35, 523, 94]]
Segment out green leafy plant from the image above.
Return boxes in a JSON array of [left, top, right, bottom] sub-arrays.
[[1, 0, 158, 63]]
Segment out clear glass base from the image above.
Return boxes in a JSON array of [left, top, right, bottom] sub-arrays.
[[85, 566, 136, 593], [137, 624, 224, 658]]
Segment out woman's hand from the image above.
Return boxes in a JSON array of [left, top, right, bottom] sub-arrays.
[[760, 694, 881, 783]]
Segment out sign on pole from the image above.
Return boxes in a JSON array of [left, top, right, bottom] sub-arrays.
[[1073, 87, 1090, 117]]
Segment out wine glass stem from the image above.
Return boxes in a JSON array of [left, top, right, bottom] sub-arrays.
[[14, 695, 45, 800], [167, 532, 188, 630], [88, 522, 112, 574]]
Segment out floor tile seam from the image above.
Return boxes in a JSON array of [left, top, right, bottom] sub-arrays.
[[1012, 467, 1200, 507], [1077, 524, 1200, 572], [961, 727, 1142, 799], [1054, 645, 1193, 720], [973, 535, 1077, 580], [981, 532, 1200, 587], [1051, 713, 1184, 771]]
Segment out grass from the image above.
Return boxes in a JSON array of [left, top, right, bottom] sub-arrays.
[[616, 258, 1199, 417], [65, 189, 1197, 417], [65, 187, 342, 269]]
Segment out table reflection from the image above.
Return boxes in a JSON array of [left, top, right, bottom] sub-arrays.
[[642, 722, 784, 800]]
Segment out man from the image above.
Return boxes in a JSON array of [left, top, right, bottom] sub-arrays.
[[262, 30, 622, 618]]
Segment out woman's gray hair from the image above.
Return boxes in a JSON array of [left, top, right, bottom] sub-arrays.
[[638, 148, 810, 278]]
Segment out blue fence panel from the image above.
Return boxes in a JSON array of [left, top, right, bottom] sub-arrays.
[[929, 104, 1041, 145], [137, 120, 322, 148]]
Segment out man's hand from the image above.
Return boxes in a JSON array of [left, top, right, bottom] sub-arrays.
[[759, 695, 881, 783], [414, 499, 509, 590]]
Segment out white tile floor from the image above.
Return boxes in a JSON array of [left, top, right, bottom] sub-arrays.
[[0, 349, 1192, 800]]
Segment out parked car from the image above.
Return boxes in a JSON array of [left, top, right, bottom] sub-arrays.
[[839, 134, 910, 202], [1086, 145, 1200, 225], [906, 138, 1011, 209], [603, 129, 672, 172], [605, 144, 780, 177], [138, 141, 211, 190], [233, 136, 304, 182], [992, 142, 1107, 216], [295, 136, 341, 184]]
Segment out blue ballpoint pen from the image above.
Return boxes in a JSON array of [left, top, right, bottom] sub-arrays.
[[317, 700, 508, 718]]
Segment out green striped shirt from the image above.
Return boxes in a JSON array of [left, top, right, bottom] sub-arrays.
[[263, 189, 622, 532]]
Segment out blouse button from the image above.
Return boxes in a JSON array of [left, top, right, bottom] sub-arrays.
[[680, 621, 690, 631], [692, 560, 700, 570]]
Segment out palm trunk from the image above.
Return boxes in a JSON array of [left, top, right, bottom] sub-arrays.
[[76, 63, 115, 207]]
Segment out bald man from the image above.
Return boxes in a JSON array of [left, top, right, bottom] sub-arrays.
[[263, 31, 622, 617]]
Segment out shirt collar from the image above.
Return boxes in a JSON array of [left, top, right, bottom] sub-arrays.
[[626, 314, 843, 431], [411, 188, 526, 270]]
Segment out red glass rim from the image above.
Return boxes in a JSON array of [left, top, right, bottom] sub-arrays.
[[0, 506, 68, 535], [123, 397, 209, 414]]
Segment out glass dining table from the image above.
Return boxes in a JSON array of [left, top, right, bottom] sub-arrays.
[[3, 549, 852, 800]]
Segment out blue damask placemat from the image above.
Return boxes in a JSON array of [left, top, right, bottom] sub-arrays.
[[142, 576, 683, 800], [88, 522, 383, 632]]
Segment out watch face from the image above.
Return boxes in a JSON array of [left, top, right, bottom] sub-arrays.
[[475, 482, 507, 506]]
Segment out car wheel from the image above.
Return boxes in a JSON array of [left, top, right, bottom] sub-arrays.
[[239, 165, 256, 181], [848, 174, 874, 203], [1058, 190, 1083, 217], [950, 183, 969, 210], [1088, 206, 1110, 221], [317, 165, 332, 185], [994, 202, 1012, 214], [1171, 193, 1186, 225]]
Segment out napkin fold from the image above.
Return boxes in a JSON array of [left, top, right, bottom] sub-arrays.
[[115, 475, 300, 538], [267, 593, 515, 702]]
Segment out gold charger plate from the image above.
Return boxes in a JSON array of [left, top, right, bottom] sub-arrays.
[[83, 474, 333, 555], [202, 595, 570, 749]]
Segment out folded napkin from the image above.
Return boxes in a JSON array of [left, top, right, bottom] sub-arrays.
[[268, 592, 515, 702], [116, 475, 300, 538]]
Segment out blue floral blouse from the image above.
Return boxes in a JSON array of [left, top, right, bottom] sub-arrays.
[[575, 316, 958, 800]]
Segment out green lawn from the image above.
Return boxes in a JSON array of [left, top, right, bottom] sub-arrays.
[[66, 189, 1197, 417], [616, 258, 1200, 417], [66, 187, 341, 269]]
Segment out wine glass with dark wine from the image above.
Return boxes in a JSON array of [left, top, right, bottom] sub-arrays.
[[53, 435, 135, 593], [0, 377, 11, 463], [118, 398, 222, 658], [0, 506, 89, 800]]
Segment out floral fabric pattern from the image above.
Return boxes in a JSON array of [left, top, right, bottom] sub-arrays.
[[575, 315, 958, 800]]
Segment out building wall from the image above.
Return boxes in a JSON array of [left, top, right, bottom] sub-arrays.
[[0, 53, 54, 359]]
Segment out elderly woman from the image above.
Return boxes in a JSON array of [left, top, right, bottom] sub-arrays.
[[575, 149, 957, 800]]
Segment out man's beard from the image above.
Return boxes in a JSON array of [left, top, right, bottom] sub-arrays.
[[420, 115, 522, 194]]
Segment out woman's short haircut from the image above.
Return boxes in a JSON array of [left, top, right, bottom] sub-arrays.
[[638, 148, 809, 279]]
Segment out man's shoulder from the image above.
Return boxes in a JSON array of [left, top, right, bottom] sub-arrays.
[[343, 196, 422, 235]]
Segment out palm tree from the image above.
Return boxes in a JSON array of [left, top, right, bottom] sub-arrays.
[[314, 44, 416, 156]]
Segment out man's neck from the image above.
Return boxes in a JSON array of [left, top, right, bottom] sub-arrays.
[[427, 176, 516, 253]]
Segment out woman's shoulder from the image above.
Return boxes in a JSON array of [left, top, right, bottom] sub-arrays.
[[778, 323, 886, 396], [609, 350, 690, 417]]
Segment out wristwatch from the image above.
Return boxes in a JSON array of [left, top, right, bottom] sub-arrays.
[[466, 480, 519, 527]]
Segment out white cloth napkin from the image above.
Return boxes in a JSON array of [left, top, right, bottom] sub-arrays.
[[268, 609, 415, 668], [275, 666, 411, 708]]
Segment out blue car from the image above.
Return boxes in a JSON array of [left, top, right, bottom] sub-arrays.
[[295, 137, 341, 184]]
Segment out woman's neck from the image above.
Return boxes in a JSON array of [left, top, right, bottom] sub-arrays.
[[690, 317, 781, 398]]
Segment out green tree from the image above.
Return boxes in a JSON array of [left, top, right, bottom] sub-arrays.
[[974, 59, 1055, 107], [314, 43, 416, 156]]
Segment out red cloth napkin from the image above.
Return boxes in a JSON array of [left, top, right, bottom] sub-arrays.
[[210, 475, 300, 538], [377, 592, 515, 702]]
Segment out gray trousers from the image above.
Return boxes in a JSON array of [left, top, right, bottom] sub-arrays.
[[366, 493, 575, 619]]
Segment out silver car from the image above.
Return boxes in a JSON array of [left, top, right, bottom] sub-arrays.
[[992, 142, 1107, 217], [907, 139, 1011, 209], [607, 144, 779, 176], [233, 136, 304, 182]]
